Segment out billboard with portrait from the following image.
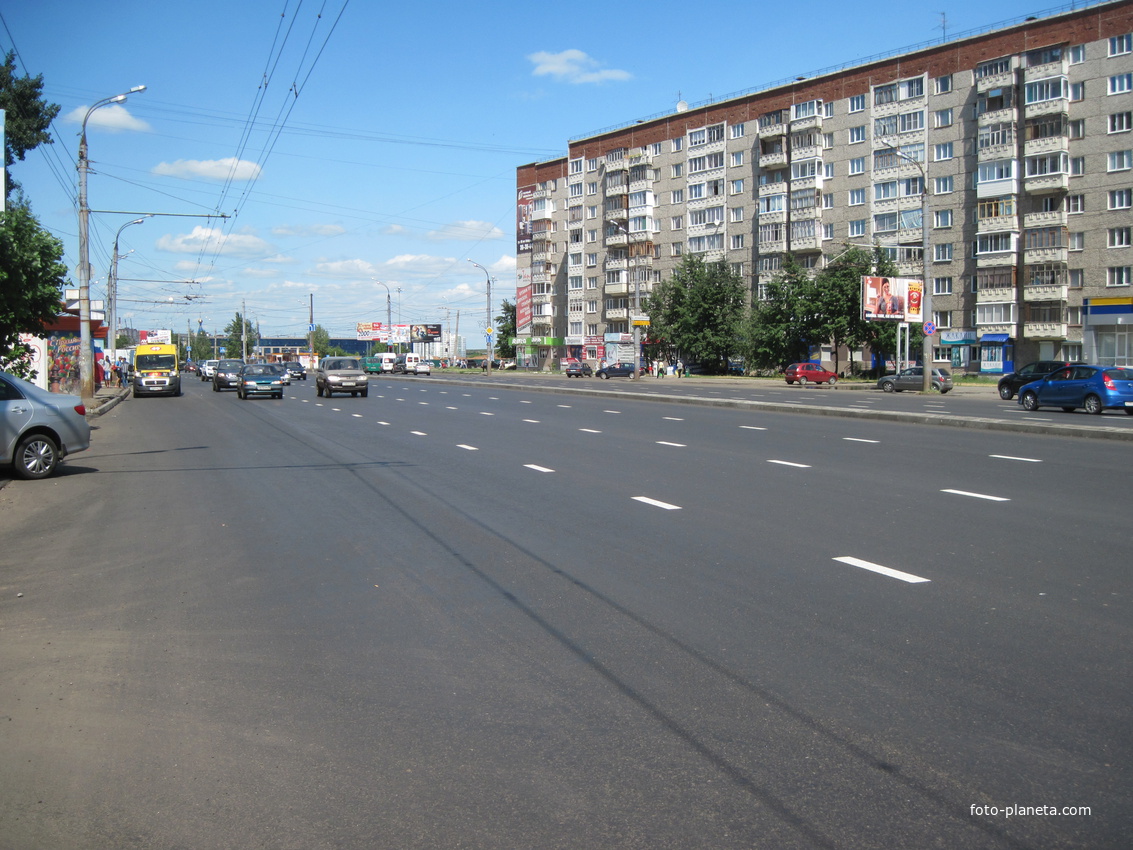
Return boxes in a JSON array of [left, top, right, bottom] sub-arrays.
[[861, 276, 923, 323], [411, 324, 442, 342]]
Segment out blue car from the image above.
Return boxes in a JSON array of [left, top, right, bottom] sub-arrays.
[[1018, 365, 1133, 415]]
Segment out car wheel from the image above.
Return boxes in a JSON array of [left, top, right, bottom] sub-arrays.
[[361, 389, 369, 398], [881, 380, 895, 393], [1021, 391, 1040, 411], [14, 433, 60, 480], [827, 377, 837, 387], [1084, 394, 1103, 415], [785, 380, 794, 385], [998, 385, 1014, 400], [1125, 408, 1133, 416], [799, 376, 808, 385], [940, 388, 950, 394], [600, 373, 609, 379], [275, 392, 283, 400]]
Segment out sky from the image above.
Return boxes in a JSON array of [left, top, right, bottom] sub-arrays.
[[1, 0, 1072, 341]]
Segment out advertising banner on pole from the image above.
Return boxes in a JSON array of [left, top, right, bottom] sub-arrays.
[[861, 276, 923, 323]]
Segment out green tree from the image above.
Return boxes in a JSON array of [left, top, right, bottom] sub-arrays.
[[0, 204, 69, 379], [741, 255, 818, 371], [811, 245, 900, 376], [311, 324, 331, 357], [223, 312, 258, 359], [1, 52, 61, 203], [644, 254, 746, 373], [494, 299, 516, 360], [190, 327, 213, 362]]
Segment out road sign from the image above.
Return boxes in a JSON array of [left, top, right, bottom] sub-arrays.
[[485, 327, 494, 335], [923, 321, 936, 336]]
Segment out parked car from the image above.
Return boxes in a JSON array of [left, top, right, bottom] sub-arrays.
[[1, 370, 91, 480], [212, 359, 245, 392], [315, 357, 368, 398], [877, 366, 953, 393], [236, 364, 286, 400], [596, 362, 639, 379], [997, 360, 1077, 400], [282, 361, 306, 380], [200, 359, 219, 381], [1018, 365, 1133, 415], [565, 360, 592, 377], [784, 362, 838, 386], [413, 359, 431, 376]]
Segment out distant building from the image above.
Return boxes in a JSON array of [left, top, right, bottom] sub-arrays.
[[515, 0, 1133, 373]]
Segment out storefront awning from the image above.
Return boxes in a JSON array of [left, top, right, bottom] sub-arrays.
[[979, 333, 1010, 343]]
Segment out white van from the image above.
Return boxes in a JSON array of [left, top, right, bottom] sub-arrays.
[[393, 353, 422, 375]]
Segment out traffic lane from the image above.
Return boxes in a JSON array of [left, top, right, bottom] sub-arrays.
[[335, 389, 1126, 848]]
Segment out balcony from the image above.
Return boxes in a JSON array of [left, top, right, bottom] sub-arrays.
[[758, 237, 787, 253], [604, 206, 628, 222], [977, 69, 1014, 93], [759, 151, 787, 169], [606, 308, 628, 320], [1024, 246, 1068, 265], [758, 119, 787, 138], [1024, 99, 1069, 121], [976, 286, 1017, 303], [977, 177, 1019, 199], [976, 251, 1017, 268], [1024, 172, 1069, 194], [977, 214, 1019, 233], [1023, 283, 1068, 301], [1023, 135, 1069, 158], [604, 184, 628, 198], [757, 179, 787, 197], [604, 281, 628, 296], [977, 107, 1017, 127], [789, 113, 823, 133], [1024, 321, 1068, 339], [978, 141, 1015, 162], [1023, 209, 1066, 229]]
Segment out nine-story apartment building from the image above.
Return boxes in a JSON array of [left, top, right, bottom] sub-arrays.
[[515, 0, 1133, 374]]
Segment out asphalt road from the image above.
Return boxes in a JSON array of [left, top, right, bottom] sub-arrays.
[[1, 375, 1129, 849]]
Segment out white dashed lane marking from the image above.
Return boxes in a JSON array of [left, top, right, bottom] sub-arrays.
[[524, 464, 555, 473], [767, 459, 811, 468], [942, 489, 1010, 502], [833, 556, 931, 584], [633, 496, 682, 510]]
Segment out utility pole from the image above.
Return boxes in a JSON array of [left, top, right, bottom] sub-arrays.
[[241, 299, 247, 361]]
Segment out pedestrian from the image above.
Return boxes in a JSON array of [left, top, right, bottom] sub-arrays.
[[117, 357, 128, 387], [676, 359, 684, 378], [94, 355, 105, 390]]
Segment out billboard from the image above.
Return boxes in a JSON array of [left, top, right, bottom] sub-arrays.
[[139, 329, 172, 344], [516, 283, 533, 334], [356, 323, 415, 344], [861, 276, 923, 323], [410, 324, 441, 342]]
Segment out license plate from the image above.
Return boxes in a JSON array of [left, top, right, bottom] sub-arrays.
[[341, 382, 356, 387], [1125, 401, 1133, 407]]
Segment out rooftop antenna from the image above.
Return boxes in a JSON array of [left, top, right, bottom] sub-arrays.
[[940, 12, 948, 42]]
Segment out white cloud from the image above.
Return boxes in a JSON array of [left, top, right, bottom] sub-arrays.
[[527, 49, 631, 84], [382, 224, 407, 236], [153, 157, 261, 181], [272, 223, 346, 237], [426, 220, 504, 242], [63, 104, 151, 132], [312, 258, 379, 278], [155, 226, 271, 257]]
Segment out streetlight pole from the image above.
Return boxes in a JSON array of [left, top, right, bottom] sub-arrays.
[[468, 260, 493, 376], [77, 85, 146, 401], [879, 138, 933, 392], [370, 279, 393, 353], [108, 216, 150, 360]]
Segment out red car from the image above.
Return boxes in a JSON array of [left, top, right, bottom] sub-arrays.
[[784, 362, 838, 386]]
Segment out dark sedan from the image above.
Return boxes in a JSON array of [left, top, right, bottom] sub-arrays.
[[282, 361, 307, 380], [212, 359, 245, 392], [997, 360, 1077, 400], [596, 362, 639, 379], [565, 360, 592, 377]]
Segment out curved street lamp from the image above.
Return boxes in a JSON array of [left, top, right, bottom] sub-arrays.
[[107, 216, 150, 358], [77, 85, 146, 400], [468, 260, 492, 375]]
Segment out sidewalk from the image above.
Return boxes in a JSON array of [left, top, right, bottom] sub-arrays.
[[85, 384, 130, 418]]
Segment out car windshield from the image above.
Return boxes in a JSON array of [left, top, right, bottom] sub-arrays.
[[218, 361, 242, 369], [244, 365, 269, 375], [328, 359, 360, 370], [135, 354, 176, 370]]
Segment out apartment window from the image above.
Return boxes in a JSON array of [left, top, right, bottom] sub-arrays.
[[793, 100, 820, 120], [979, 160, 1015, 183], [979, 197, 1015, 220], [848, 219, 866, 238], [1110, 189, 1133, 209], [1068, 194, 1085, 213], [1071, 82, 1085, 101], [1069, 119, 1086, 139], [977, 86, 1014, 114], [671, 243, 683, 257], [934, 142, 954, 161], [1109, 151, 1133, 172], [570, 159, 583, 174], [933, 311, 952, 329], [585, 253, 597, 267], [1027, 46, 1064, 66], [689, 129, 706, 147], [935, 175, 954, 194], [1026, 153, 1069, 177], [823, 132, 834, 149], [1070, 269, 1084, 288], [874, 180, 898, 201], [792, 159, 820, 179], [689, 183, 704, 199], [1108, 267, 1133, 286], [707, 123, 725, 143], [731, 234, 745, 250], [1026, 113, 1068, 141], [1109, 227, 1132, 247], [978, 121, 1015, 149], [731, 207, 744, 222], [976, 233, 1014, 255], [1110, 74, 1133, 95], [671, 216, 683, 230], [1111, 34, 1133, 56], [586, 158, 599, 172], [823, 102, 835, 118], [935, 243, 954, 262], [874, 212, 898, 232], [689, 156, 707, 174], [790, 188, 817, 210], [672, 138, 683, 152], [731, 179, 745, 195], [977, 302, 1017, 324], [934, 108, 953, 128], [849, 188, 866, 206], [731, 151, 744, 167], [935, 75, 952, 94], [1111, 112, 1133, 133], [569, 182, 583, 198], [731, 123, 745, 138], [849, 157, 865, 175], [849, 94, 866, 113], [934, 209, 953, 228], [671, 189, 684, 204], [1025, 77, 1068, 105], [822, 193, 834, 209], [933, 277, 953, 295], [1070, 44, 1086, 64], [822, 223, 834, 240], [1026, 227, 1068, 249], [1069, 232, 1084, 251], [758, 194, 785, 213], [1071, 156, 1086, 176], [849, 125, 866, 143]]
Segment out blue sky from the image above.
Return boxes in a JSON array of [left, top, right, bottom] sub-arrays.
[[3, 0, 1061, 340]]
